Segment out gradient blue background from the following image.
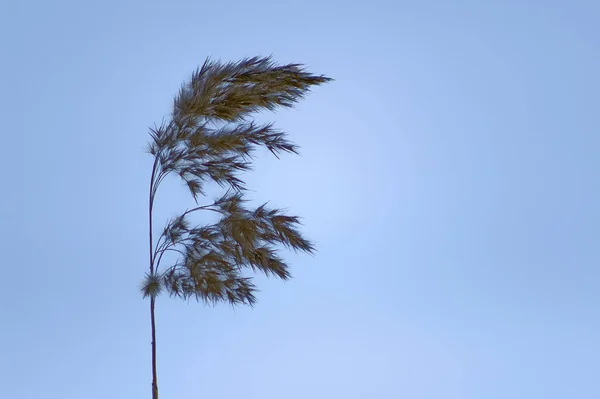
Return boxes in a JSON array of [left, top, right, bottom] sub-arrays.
[[1, 0, 599, 398]]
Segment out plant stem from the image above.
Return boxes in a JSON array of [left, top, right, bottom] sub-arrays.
[[151, 297, 159, 399], [149, 156, 160, 399]]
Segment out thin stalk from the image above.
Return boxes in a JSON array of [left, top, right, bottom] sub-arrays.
[[149, 155, 160, 399], [151, 297, 159, 399]]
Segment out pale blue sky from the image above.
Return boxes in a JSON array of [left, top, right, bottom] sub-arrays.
[[1, 0, 599, 398]]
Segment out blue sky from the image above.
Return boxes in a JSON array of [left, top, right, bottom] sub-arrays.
[[1, 0, 599, 398]]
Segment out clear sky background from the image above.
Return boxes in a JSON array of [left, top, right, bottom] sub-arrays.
[[1, 0, 599, 398]]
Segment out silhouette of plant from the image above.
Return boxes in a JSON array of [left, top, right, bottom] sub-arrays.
[[140, 56, 332, 399]]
